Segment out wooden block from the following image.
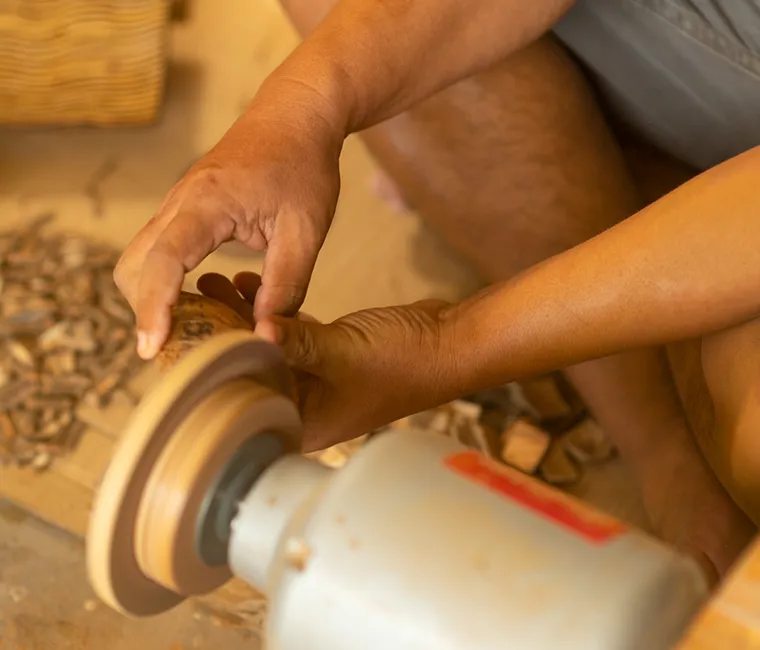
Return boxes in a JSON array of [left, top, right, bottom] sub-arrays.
[[500, 419, 551, 474], [75, 389, 135, 439], [478, 405, 509, 438], [450, 399, 483, 421], [540, 441, 581, 486], [518, 376, 573, 421], [390, 416, 415, 430], [314, 436, 370, 468], [427, 409, 452, 435], [505, 382, 541, 420], [312, 446, 348, 469], [403, 408, 450, 434], [563, 418, 615, 465], [338, 434, 369, 456], [467, 423, 500, 459], [55, 428, 114, 490]]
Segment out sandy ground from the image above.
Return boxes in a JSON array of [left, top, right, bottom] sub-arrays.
[[0, 501, 257, 650]]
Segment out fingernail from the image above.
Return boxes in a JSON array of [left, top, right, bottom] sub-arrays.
[[137, 331, 158, 359]]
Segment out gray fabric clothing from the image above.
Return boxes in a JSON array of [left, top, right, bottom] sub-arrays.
[[553, 0, 760, 170]]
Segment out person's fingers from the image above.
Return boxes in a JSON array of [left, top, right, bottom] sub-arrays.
[[197, 273, 254, 326], [135, 205, 238, 359], [114, 219, 173, 312], [237, 268, 318, 324], [232, 272, 262, 304], [113, 186, 186, 311], [255, 315, 324, 372], [254, 215, 322, 320], [235, 268, 319, 325], [134, 246, 184, 359]]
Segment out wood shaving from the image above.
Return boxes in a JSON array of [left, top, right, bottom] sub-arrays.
[[0, 215, 143, 470], [283, 537, 311, 572]]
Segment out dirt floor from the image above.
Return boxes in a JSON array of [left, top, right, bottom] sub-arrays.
[[0, 0, 650, 648], [0, 501, 258, 650]]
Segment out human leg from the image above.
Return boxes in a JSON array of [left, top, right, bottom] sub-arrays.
[[672, 319, 760, 528], [276, 0, 754, 575]]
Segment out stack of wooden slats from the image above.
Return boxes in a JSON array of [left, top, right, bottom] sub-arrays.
[[0, 0, 170, 125]]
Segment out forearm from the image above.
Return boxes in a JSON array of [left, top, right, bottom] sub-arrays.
[[259, 0, 575, 134], [441, 146, 760, 392]]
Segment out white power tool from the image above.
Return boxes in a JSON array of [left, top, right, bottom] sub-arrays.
[[87, 331, 708, 650]]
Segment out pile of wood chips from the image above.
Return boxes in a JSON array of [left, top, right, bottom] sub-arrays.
[[0, 215, 142, 471], [317, 375, 617, 488]]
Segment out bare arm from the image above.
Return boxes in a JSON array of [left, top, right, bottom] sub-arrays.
[[258, 0, 576, 133], [244, 149, 760, 441], [442, 146, 760, 392], [118, 0, 575, 359]]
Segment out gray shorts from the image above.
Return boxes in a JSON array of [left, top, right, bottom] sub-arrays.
[[553, 0, 760, 170]]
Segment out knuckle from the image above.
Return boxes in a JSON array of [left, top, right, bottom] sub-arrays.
[[187, 163, 224, 188], [112, 257, 138, 309], [182, 163, 252, 230], [184, 162, 240, 198], [171, 164, 230, 208], [112, 256, 129, 290]]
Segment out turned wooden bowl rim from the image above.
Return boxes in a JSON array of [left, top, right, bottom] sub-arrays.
[[86, 330, 300, 617]]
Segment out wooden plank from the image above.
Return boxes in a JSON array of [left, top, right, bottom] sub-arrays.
[[76, 390, 136, 440], [55, 427, 114, 490], [0, 463, 92, 536], [676, 536, 760, 649], [0, 419, 267, 632]]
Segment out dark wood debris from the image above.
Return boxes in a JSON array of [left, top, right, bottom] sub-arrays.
[[0, 215, 143, 470], [356, 373, 616, 489]]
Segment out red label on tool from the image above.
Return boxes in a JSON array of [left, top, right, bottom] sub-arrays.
[[445, 451, 626, 544]]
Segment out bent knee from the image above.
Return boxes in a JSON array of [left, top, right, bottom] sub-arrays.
[[702, 319, 760, 522]]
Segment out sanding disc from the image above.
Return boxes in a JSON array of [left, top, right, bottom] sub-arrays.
[[87, 331, 301, 617], [135, 378, 299, 596]]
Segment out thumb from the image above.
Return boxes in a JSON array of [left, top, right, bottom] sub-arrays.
[[255, 315, 324, 372]]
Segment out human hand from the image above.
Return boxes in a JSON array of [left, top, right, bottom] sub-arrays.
[[115, 82, 344, 360], [196, 272, 455, 451]]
